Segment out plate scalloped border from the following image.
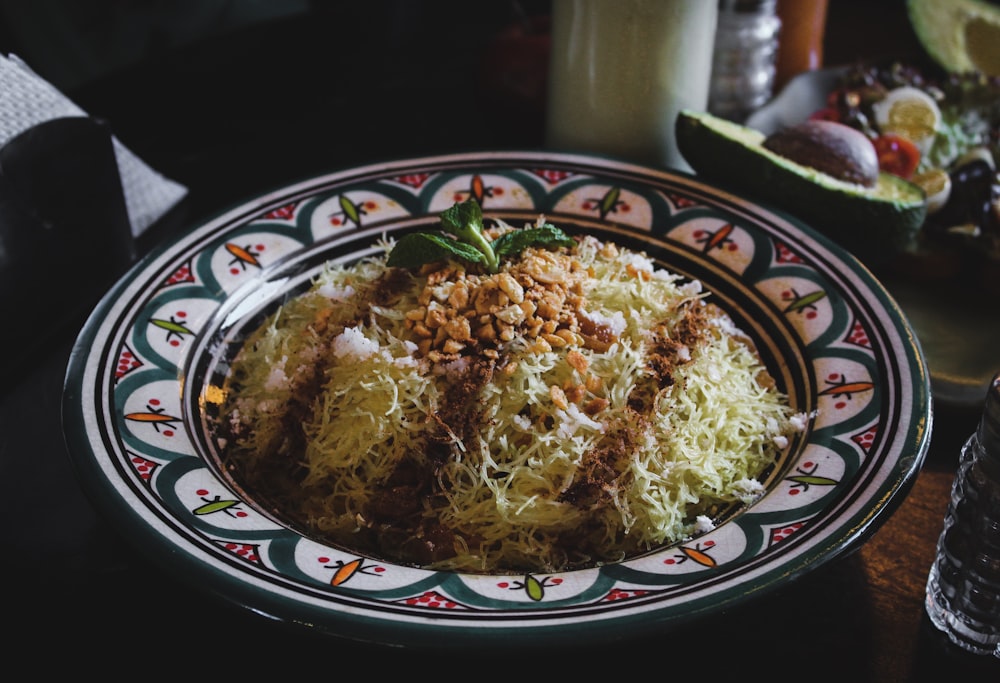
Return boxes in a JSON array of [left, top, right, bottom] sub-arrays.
[[63, 150, 932, 649]]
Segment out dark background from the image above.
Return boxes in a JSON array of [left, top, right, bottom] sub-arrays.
[[0, 0, 928, 229]]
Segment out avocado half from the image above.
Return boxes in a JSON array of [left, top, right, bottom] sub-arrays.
[[675, 109, 927, 267], [907, 0, 1000, 75]]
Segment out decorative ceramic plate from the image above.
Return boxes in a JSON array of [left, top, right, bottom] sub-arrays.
[[63, 151, 931, 649], [748, 67, 998, 408]]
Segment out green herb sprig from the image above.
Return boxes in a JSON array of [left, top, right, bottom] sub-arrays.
[[386, 199, 575, 274]]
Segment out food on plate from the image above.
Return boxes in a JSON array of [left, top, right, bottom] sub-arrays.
[[870, 85, 942, 158], [674, 108, 928, 266], [218, 200, 804, 574], [761, 119, 880, 187], [907, 0, 1000, 76], [809, 61, 999, 286]]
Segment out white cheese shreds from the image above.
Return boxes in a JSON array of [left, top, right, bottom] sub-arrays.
[[694, 515, 716, 534], [220, 226, 806, 574], [331, 326, 380, 361], [317, 282, 355, 301], [555, 403, 606, 439], [264, 357, 290, 391]]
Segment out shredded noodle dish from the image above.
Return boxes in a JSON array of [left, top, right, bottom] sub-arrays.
[[219, 202, 805, 574]]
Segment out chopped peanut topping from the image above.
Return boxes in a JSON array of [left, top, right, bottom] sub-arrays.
[[566, 349, 589, 373], [401, 246, 607, 362]]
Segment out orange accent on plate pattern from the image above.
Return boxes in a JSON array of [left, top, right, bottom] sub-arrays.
[[819, 376, 874, 399], [323, 556, 385, 586], [330, 558, 364, 586], [694, 222, 737, 253], [678, 544, 717, 568], [225, 242, 262, 270], [665, 541, 718, 568], [125, 401, 180, 435], [470, 174, 487, 205], [451, 174, 502, 205], [124, 410, 180, 424]]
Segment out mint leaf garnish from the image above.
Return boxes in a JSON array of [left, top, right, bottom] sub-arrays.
[[386, 232, 487, 269], [439, 199, 498, 272], [387, 199, 575, 274], [491, 223, 576, 259]]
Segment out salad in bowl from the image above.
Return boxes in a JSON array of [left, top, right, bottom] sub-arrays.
[[798, 61, 999, 291]]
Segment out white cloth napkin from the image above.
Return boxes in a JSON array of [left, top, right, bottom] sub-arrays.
[[0, 53, 187, 238]]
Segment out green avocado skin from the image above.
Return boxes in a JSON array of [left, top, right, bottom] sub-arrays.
[[907, 0, 1000, 74], [675, 110, 928, 268]]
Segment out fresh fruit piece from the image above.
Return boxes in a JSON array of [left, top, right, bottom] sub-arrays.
[[871, 86, 941, 154], [675, 109, 928, 266], [762, 120, 880, 187], [907, 0, 1000, 76], [873, 134, 922, 179]]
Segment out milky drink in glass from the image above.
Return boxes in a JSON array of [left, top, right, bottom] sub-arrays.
[[546, 0, 718, 170]]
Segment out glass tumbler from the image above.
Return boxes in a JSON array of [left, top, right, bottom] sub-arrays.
[[545, 0, 718, 171]]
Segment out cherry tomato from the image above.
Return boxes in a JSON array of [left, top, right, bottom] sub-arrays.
[[872, 134, 921, 179]]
